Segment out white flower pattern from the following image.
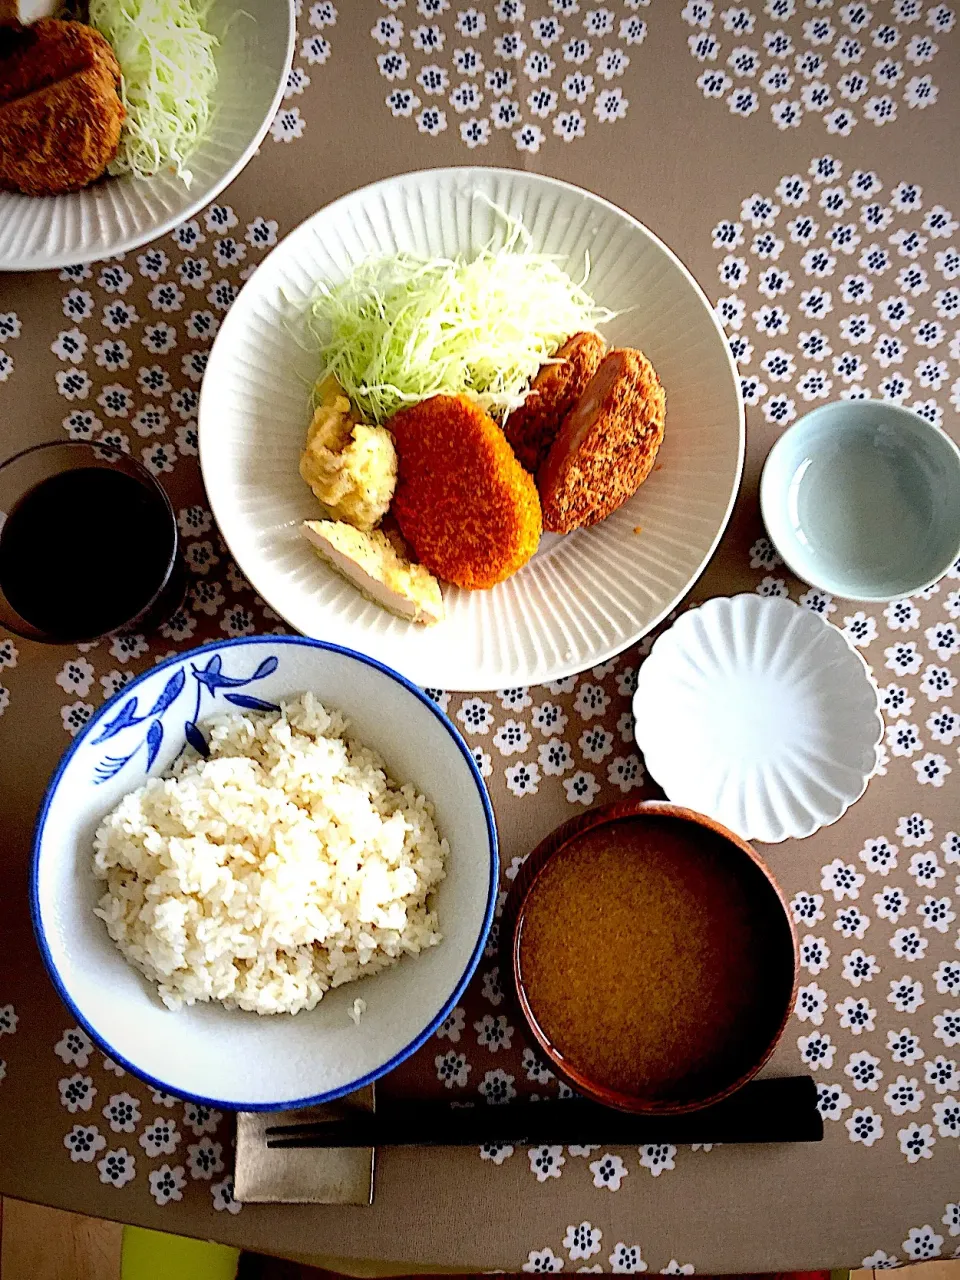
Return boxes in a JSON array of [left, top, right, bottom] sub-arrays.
[[0, 25, 957, 1273], [372, 0, 645, 148]]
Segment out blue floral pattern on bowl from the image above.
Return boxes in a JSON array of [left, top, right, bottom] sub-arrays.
[[92, 653, 280, 783]]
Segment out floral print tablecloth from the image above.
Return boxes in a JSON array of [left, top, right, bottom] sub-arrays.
[[0, 1, 958, 1273]]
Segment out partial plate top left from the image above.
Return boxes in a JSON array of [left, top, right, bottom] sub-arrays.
[[0, 0, 294, 271]]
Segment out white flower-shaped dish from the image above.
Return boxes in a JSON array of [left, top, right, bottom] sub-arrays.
[[632, 595, 883, 844]]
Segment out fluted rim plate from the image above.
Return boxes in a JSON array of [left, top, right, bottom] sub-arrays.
[[633, 594, 884, 844], [0, 0, 295, 271], [199, 168, 744, 690]]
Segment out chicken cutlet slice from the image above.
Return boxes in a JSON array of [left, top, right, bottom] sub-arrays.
[[537, 347, 666, 534], [390, 393, 542, 591], [301, 520, 445, 625], [0, 18, 123, 196], [503, 331, 606, 474]]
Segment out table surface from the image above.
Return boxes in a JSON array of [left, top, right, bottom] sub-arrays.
[[1, 2, 959, 1273]]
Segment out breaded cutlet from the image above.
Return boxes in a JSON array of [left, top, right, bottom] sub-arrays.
[[537, 347, 666, 534], [390, 393, 543, 590], [503, 331, 606, 474], [0, 18, 123, 196]]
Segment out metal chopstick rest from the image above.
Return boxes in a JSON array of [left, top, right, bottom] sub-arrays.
[[265, 1076, 822, 1149]]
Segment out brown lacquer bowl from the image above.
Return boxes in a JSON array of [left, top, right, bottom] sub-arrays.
[[505, 801, 798, 1115]]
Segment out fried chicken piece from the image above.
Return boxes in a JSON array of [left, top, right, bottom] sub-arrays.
[[0, 18, 123, 196], [537, 348, 666, 535], [390, 394, 542, 591], [300, 375, 397, 532], [503, 331, 606, 474]]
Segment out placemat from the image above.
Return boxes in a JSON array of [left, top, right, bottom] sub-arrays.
[[0, 2, 958, 1272]]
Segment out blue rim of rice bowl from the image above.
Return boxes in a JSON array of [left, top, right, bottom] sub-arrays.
[[30, 635, 499, 1111]]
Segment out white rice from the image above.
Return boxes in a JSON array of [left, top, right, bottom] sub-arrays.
[[92, 692, 446, 1015]]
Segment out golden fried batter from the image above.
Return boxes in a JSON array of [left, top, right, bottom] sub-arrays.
[[0, 19, 123, 196], [390, 393, 542, 590], [503, 331, 605, 473], [537, 347, 666, 535]]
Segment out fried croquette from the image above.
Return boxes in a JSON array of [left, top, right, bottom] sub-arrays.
[[390, 394, 542, 590], [537, 348, 666, 535], [0, 18, 123, 196], [503, 331, 606, 473]]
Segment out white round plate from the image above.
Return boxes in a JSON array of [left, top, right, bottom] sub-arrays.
[[198, 168, 744, 691], [632, 595, 883, 844], [32, 636, 497, 1109], [0, 0, 294, 271]]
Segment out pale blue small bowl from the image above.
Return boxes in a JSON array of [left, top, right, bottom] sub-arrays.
[[760, 402, 960, 602]]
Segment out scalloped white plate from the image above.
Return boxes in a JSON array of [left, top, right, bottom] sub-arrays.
[[632, 594, 883, 844], [198, 168, 744, 690], [0, 0, 294, 271]]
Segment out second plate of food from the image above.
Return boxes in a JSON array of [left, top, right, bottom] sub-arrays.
[[0, 0, 294, 270], [199, 168, 744, 689]]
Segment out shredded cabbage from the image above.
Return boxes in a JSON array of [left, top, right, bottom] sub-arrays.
[[88, 0, 219, 186], [307, 214, 614, 424]]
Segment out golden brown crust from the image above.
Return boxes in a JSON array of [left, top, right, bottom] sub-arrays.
[[390, 393, 543, 590], [537, 347, 666, 535], [0, 18, 123, 195], [0, 18, 101, 101], [503, 331, 606, 474]]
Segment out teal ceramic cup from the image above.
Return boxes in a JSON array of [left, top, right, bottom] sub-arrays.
[[760, 402, 960, 602]]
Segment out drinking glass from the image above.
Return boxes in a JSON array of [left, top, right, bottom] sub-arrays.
[[0, 440, 185, 644]]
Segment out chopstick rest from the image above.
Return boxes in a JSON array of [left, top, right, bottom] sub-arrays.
[[235, 1085, 376, 1204], [265, 1076, 821, 1149]]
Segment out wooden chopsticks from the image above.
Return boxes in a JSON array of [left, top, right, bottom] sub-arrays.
[[264, 1076, 822, 1148]]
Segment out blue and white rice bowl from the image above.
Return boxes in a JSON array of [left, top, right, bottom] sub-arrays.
[[32, 637, 497, 1110]]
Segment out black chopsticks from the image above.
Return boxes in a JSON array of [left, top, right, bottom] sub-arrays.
[[264, 1075, 822, 1148]]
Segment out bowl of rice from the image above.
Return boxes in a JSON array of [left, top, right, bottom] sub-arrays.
[[31, 636, 497, 1109]]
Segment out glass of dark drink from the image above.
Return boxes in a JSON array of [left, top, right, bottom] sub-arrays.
[[0, 441, 185, 645]]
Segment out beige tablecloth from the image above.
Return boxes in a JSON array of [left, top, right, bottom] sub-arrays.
[[1, 2, 959, 1272]]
